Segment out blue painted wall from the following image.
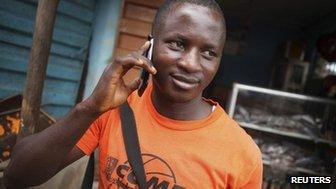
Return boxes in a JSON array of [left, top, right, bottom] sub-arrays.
[[214, 18, 303, 88], [214, 12, 336, 87], [0, 0, 97, 117], [214, 11, 336, 89]]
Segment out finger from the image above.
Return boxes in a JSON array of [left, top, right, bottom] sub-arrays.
[[132, 54, 157, 75], [126, 78, 141, 95], [138, 41, 151, 55], [112, 55, 155, 78]]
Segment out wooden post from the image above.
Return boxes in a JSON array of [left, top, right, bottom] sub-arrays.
[[18, 0, 60, 139]]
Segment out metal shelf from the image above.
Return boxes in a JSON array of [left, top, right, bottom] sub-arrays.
[[238, 121, 336, 148]]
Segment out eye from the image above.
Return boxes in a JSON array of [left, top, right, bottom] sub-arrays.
[[202, 50, 217, 60], [168, 41, 184, 51]]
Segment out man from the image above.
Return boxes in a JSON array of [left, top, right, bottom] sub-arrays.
[[4, 0, 263, 188]]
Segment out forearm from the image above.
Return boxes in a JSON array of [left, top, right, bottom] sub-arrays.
[[4, 101, 100, 188]]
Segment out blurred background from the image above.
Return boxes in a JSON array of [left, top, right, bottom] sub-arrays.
[[0, 0, 335, 188]]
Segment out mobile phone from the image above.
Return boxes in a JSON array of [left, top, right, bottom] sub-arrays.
[[138, 38, 154, 97]]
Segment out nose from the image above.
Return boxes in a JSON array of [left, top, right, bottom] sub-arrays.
[[177, 48, 202, 73]]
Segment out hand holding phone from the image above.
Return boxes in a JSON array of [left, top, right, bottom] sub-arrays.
[[85, 39, 156, 114]]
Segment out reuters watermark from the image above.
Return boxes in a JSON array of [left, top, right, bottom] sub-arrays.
[[289, 176, 332, 184]]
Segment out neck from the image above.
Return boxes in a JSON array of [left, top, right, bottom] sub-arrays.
[[151, 85, 212, 120]]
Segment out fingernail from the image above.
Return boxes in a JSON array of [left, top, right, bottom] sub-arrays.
[[151, 66, 157, 74]]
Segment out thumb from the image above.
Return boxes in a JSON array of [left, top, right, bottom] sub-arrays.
[[126, 78, 141, 94]]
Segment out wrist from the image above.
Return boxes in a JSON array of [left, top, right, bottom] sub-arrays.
[[76, 99, 103, 118]]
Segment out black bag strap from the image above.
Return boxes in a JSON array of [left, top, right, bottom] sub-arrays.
[[81, 153, 95, 189], [120, 102, 147, 189]]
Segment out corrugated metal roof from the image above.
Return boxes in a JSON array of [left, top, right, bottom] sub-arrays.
[[0, 0, 97, 117]]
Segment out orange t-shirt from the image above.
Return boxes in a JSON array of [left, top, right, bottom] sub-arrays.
[[76, 84, 263, 189]]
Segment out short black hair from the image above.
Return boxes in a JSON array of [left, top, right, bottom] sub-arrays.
[[152, 0, 226, 38]]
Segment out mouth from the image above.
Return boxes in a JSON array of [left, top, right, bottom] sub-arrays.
[[170, 73, 200, 90]]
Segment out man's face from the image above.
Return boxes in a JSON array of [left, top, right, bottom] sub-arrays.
[[152, 3, 226, 102]]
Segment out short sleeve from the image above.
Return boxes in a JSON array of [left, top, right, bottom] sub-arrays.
[[240, 154, 263, 189], [76, 117, 102, 155]]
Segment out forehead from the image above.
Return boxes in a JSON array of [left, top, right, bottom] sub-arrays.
[[160, 3, 225, 43]]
